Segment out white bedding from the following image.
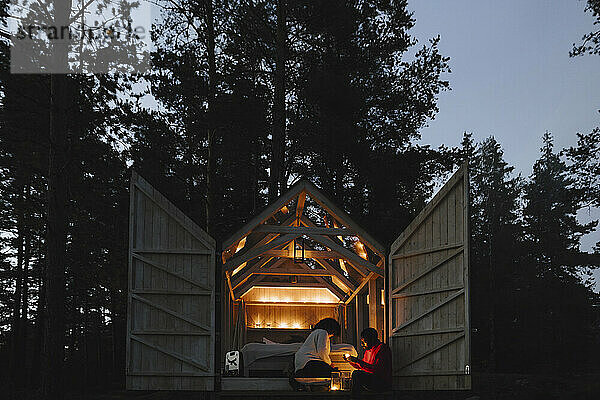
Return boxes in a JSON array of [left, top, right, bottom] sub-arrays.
[[240, 342, 357, 369]]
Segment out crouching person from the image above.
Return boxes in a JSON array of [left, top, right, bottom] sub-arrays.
[[289, 318, 341, 391], [344, 328, 392, 396]]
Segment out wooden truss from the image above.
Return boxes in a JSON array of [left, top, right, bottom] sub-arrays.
[[221, 180, 385, 303]]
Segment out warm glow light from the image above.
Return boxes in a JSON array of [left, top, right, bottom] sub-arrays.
[[231, 261, 246, 276], [255, 322, 261, 328], [279, 322, 289, 328], [339, 259, 348, 274], [331, 386, 339, 391], [354, 241, 368, 259], [235, 237, 247, 253], [281, 205, 289, 214], [292, 322, 301, 329]]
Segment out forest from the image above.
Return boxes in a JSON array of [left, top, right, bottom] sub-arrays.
[[0, 0, 599, 399]]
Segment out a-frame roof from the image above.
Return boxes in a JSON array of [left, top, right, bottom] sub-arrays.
[[222, 179, 385, 257], [221, 179, 385, 302]]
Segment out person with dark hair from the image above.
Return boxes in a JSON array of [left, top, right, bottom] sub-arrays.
[[292, 318, 341, 379], [344, 327, 392, 396]]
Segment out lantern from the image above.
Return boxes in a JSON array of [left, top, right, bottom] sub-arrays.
[[293, 237, 305, 263], [330, 371, 341, 391]]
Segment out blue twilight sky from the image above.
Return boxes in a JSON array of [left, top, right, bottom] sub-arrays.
[[406, 0, 599, 288]]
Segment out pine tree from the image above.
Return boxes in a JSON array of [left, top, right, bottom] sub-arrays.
[[524, 132, 596, 277], [468, 136, 523, 371], [571, 0, 600, 56], [522, 131, 598, 371]]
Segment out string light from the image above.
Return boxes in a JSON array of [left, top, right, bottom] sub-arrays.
[[250, 321, 305, 329]]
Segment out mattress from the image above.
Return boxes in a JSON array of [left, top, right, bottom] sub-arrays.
[[240, 342, 358, 371]]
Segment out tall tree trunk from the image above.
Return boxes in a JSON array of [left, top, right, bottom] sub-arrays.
[[270, 0, 286, 201], [488, 234, 496, 371], [31, 266, 46, 388], [45, 72, 68, 399], [9, 180, 25, 395], [252, 138, 259, 214], [205, 0, 217, 235], [19, 181, 32, 387], [44, 2, 71, 391]]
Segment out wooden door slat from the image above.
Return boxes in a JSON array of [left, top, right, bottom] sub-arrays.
[[131, 334, 209, 372]]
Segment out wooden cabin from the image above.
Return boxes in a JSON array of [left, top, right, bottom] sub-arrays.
[[125, 165, 471, 393]]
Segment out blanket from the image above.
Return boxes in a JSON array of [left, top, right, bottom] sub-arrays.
[[240, 341, 358, 370]]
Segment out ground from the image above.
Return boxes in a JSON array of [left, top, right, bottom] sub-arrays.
[[14, 373, 600, 400]]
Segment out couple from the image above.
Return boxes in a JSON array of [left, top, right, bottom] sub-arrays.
[[291, 317, 392, 395]]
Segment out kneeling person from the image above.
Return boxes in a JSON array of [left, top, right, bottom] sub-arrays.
[[344, 328, 392, 395], [294, 318, 341, 377]]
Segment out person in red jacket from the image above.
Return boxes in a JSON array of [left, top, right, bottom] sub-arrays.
[[344, 327, 392, 396]]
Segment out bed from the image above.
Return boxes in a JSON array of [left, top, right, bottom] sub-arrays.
[[240, 341, 358, 377]]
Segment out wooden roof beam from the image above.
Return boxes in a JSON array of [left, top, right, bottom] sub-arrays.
[[263, 249, 344, 259], [312, 258, 357, 293], [254, 225, 355, 236], [231, 257, 286, 289], [223, 214, 297, 263], [300, 215, 370, 277], [253, 268, 335, 276], [308, 233, 383, 277], [303, 180, 386, 257], [344, 272, 374, 305], [294, 262, 350, 301], [222, 181, 306, 250], [234, 275, 266, 298], [223, 233, 297, 272], [345, 260, 383, 305], [296, 190, 307, 220]]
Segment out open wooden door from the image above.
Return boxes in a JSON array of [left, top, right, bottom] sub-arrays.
[[388, 164, 471, 390], [126, 172, 216, 390]]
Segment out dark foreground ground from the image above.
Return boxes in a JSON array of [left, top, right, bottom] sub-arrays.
[[14, 373, 600, 400]]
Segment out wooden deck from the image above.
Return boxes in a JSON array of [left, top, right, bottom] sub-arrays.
[[220, 378, 395, 399]]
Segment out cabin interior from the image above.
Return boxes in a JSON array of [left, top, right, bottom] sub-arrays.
[[220, 181, 387, 380]]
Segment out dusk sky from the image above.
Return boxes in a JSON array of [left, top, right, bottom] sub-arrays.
[[407, 0, 600, 288]]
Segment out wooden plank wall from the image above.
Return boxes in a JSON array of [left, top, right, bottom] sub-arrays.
[[126, 173, 216, 390], [245, 304, 337, 330], [388, 166, 470, 390]]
